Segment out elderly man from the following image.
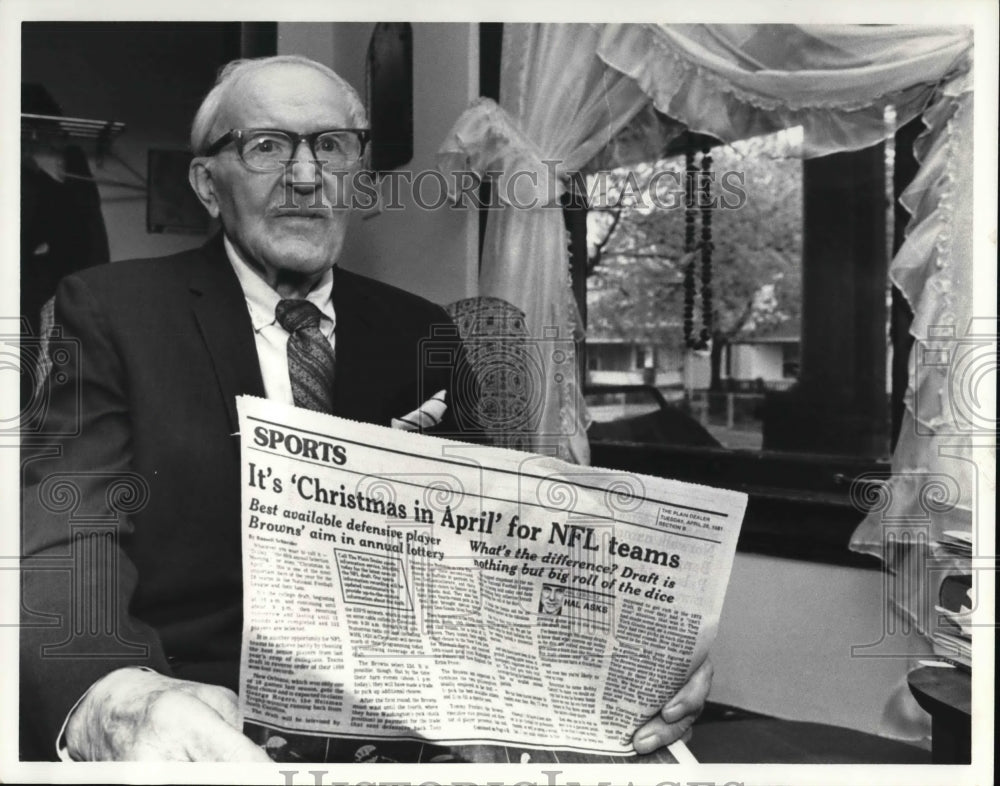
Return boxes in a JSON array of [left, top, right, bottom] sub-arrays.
[[20, 54, 710, 762]]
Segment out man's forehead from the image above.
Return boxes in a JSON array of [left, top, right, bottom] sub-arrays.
[[218, 63, 354, 130]]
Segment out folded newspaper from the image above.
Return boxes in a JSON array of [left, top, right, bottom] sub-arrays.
[[236, 396, 747, 761]]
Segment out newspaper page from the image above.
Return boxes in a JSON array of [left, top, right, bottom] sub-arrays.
[[236, 396, 747, 760]]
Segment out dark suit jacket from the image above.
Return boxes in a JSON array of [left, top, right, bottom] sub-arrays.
[[20, 235, 480, 759]]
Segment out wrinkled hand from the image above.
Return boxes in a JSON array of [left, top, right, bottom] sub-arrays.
[[632, 656, 713, 754], [64, 667, 272, 761]]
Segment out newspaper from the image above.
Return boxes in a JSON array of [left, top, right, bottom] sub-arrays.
[[236, 396, 747, 760]]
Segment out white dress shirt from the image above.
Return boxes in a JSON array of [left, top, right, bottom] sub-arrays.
[[223, 235, 336, 404]]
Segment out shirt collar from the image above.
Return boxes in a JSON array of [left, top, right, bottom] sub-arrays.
[[223, 234, 335, 335]]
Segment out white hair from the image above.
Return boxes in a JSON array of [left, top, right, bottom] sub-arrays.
[[190, 55, 368, 155]]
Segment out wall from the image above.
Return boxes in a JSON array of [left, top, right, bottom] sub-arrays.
[[710, 552, 933, 739], [21, 23, 232, 262], [278, 22, 479, 306], [22, 22, 477, 298]]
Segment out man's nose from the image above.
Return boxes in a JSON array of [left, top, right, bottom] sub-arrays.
[[285, 140, 322, 192]]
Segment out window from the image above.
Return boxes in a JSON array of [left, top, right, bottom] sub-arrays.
[[586, 128, 816, 453], [571, 123, 907, 566]]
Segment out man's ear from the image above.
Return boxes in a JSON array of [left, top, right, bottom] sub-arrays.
[[189, 158, 221, 218]]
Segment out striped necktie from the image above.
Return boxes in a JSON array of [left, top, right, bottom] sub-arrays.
[[274, 299, 336, 413]]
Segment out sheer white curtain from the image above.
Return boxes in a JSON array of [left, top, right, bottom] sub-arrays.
[[438, 24, 651, 462], [849, 72, 982, 645], [596, 24, 971, 156]]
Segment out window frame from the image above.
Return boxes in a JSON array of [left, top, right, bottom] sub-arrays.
[[569, 127, 916, 567]]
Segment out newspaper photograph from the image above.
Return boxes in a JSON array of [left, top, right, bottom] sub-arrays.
[[236, 395, 747, 761]]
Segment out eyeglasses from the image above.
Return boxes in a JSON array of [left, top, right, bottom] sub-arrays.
[[204, 128, 370, 172]]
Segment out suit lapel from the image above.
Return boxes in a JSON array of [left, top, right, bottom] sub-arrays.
[[332, 267, 390, 422], [188, 235, 265, 432], [185, 247, 404, 430]]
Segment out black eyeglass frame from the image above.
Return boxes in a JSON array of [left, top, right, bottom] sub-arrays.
[[203, 128, 371, 170]]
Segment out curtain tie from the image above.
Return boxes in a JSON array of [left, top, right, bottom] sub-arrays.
[[436, 97, 566, 207]]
